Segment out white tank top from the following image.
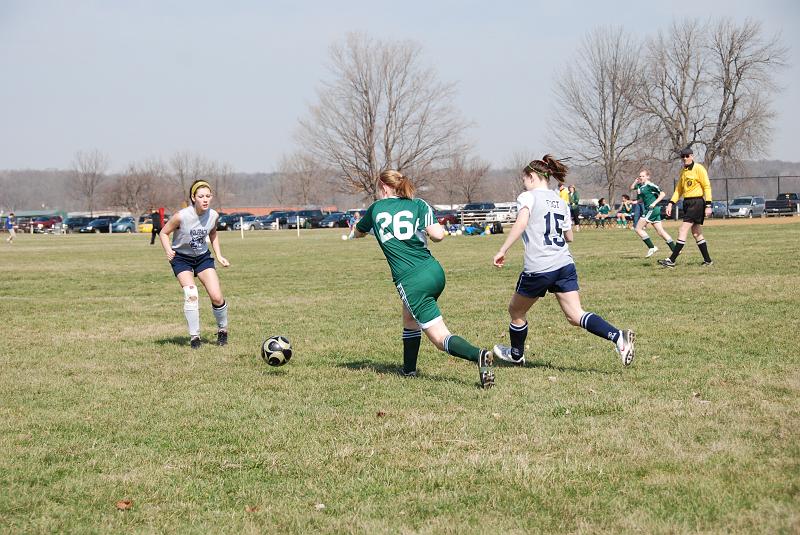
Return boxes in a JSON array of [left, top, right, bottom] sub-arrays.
[[171, 206, 218, 256], [518, 188, 573, 273]]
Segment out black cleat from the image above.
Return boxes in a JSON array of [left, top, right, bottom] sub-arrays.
[[190, 336, 202, 349], [701, 260, 714, 267], [217, 330, 228, 346], [658, 258, 676, 268], [400, 369, 417, 378], [478, 349, 495, 389]]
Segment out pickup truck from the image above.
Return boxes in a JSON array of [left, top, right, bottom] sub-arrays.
[[764, 193, 799, 217]]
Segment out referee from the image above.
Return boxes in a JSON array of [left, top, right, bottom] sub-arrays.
[[658, 147, 714, 267]]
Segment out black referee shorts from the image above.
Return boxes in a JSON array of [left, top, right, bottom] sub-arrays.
[[682, 197, 706, 224]]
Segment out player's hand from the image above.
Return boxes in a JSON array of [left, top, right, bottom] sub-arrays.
[[218, 256, 230, 267], [165, 250, 176, 262], [493, 252, 506, 268], [665, 204, 672, 217], [705, 207, 712, 216]]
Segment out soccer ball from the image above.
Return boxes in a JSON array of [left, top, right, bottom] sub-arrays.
[[341, 234, 348, 240], [261, 336, 293, 366]]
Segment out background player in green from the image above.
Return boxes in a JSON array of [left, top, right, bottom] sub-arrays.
[[631, 169, 675, 258], [350, 169, 495, 389]]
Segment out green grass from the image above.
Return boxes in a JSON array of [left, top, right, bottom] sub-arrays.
[[1, 220, 799, 533]]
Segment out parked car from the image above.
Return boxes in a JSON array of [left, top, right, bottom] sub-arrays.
[[486, 205, 517, 224], [111, 216, 137, 233], [764, 192, 799, 217], [216, 212, 252, 231], [728, 196, 766, 218], [30, 215, 63, 233], [64, 216, 94, 233], [287, 209, 325, 229], [434, 209, 460, 226], [460, 202, 496, 224], [233, 215, 264, 231], [319, 212, 350, 228], [262, 211, 290, 230], [79, 218, 114, 233], [710, 201, 728, 219]]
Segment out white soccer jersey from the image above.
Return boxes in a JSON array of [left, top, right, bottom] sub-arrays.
[[518, 188, 574, 273], [171, 206, 218, 256]]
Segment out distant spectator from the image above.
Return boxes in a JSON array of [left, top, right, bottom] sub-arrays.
[[150, 208, 162, 245], [596, 198, 611, 227], [568, 185, 580, 231], [616, 195, 633, 228], [558, 183, 570, 204], [5, 212, 16, 244]]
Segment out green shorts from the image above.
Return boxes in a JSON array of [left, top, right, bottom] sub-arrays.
[[643, 206, 662, 223], [396, 259, 445, 329]]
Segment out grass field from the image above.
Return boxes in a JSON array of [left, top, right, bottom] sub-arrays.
[[1, 219, 799, 533]]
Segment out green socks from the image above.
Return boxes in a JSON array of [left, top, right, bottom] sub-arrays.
[[443, 335, 480, 362]]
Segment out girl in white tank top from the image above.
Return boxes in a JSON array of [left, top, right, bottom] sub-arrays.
[[159, 180, 231, 349]]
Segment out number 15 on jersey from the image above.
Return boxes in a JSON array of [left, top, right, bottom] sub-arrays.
[[543, 212, 566, 246]]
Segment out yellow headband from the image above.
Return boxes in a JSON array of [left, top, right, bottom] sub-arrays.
[[191, 181, 211, 199]]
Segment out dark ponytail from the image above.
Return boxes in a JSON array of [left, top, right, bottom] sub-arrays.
[[523, 154, 569, 183]]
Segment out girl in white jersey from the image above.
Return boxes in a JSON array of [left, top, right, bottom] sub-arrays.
[[159, 180, 230, 349], [492, 155, 635, 366]]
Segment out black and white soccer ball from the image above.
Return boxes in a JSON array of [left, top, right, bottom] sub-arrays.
[[261, 336, 293, 367]]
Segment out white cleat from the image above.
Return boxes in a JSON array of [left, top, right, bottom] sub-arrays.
[[646, 246, 659, 258], [493, 344, 525, 366], [616, 330, 635, 366]]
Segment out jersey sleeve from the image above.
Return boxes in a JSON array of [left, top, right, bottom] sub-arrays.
[[417, 198, 436, 228], [698, 164, 712, 203], [517, 191, 534, 214], [356, 204, 374, 234], [670, 172, 684, 203]]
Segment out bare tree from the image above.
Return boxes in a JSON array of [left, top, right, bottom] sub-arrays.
[[438, 154, 490, 203], [640, 18, 786, 170], [703, 19, 787, 169], [297, 33, 470, 199], [71, 149, 110, 215], [208, 161, 234, 210], [169, 151, 213, 202], [639, 19, 708, 160], [551, 28, 649, 203], [277, 152, 330, 205], [107, 159, 168, 215]]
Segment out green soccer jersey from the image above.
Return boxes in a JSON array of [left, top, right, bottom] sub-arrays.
[[636, 182, 662, 208], [357, 196, 437, 282]]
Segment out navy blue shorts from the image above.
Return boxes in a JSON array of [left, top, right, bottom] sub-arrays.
[[515, 263, 579, 298], [171, 250, 215, 277]]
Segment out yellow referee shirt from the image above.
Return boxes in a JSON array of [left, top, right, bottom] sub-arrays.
[[671, 162, 712, 203]]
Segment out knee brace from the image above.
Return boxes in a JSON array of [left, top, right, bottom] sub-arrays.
[[183, 285, 199, 311]]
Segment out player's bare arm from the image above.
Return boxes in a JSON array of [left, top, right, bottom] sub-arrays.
[[493, 207, 530, 267]]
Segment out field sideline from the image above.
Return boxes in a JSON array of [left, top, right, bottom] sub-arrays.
[[1, 218, 799, 533]]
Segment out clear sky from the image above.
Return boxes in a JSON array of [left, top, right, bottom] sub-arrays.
[[1, 0, 797, 172]]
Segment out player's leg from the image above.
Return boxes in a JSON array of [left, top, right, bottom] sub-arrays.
[[494, 292, 537, 365], [652, 221, 675, 252], [197, 264, 228, 345], [692, 223, 713, 265], [423, 319, 494, 389], [660, 220, 692, 267], [555, 290, 635, 366], [176, 270, 202, 348], [400, 305, 421, 376], [635, 216, 658, 257]]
